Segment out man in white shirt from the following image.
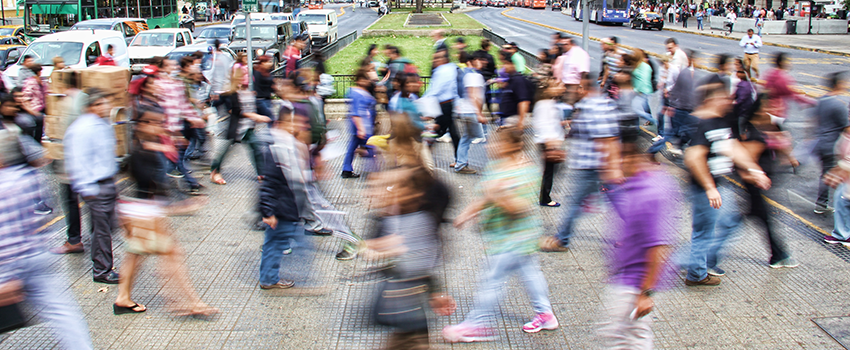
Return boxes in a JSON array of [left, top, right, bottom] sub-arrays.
[[739, 28, 762, 79], [725, 11, 737, 35], [665, 37, 688, 71], [453, 52, 486, 174]]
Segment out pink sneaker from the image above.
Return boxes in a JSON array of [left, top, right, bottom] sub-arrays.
[[522, 312, 559, 333], [442, 323, 496, 343]]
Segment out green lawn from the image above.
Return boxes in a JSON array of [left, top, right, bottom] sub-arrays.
[[325, 35, 499, 75], [366, 13, 487, 30]]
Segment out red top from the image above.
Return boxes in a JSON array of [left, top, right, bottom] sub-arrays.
[[94, 55, 116, 66], [764, 68, 814, 118], [283, 45, 301, 77]]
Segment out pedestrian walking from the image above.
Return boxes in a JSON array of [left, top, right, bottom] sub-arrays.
[[824, 122, 850, 246], [341, 68, 376, 178], [648, 49, 694, 155], [533, 81, 566, 208], [64, 88, 120, 284], [443, 125, 558, 343], [497, 50, 532, 129], [552, 36, 589, 105], [814, 72, 849, 215], [422, 48, 461, 163], [740, 29, 762, 79], [598, 36, 625, 99], [764, 53, 815, 119], [453, 51, 486, 174]]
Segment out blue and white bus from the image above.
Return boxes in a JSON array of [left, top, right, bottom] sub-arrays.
[[571, 0, 630, 24]]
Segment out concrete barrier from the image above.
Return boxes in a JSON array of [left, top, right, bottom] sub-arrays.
[[708, 14, 847, 34]]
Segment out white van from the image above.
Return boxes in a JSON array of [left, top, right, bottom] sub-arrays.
[[230, 12, 272, 27], [297, 9, 339, 46], [2, 30, 129, 89]]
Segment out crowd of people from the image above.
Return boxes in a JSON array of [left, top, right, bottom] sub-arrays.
[[0, 19, 847, 349], [630, 1, 805, 34]]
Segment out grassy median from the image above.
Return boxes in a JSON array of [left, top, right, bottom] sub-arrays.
[[366, 13, 487, 30], [326, 35, 502, 75]]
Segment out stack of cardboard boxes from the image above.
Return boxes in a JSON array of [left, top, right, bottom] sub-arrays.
[[43, 66, 132, 159]]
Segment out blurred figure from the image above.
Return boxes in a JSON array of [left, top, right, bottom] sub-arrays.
[[683, 83, 771, 287], [210, 40, 235, 127], [21, 63, 46, 143], [443, 125, 558, 343], [254, 55, 276, 121], [648, 50, 695, 156], [94, 44, 117, 66], [497, 50, 532, 128], [825, 121, 850, 246], [284, 34, 308, 77], [552, 37, 589, 105], [474, 39, 497, 118], [814, 72, 849, 215], [533, 81, 566, 207], [540, 74, 621, 252], [52, 56, 66, 70], [342, 68, 377, 179], [431, 29, 448, 53], [453, 51, 486, 174], [365, 165, 454, 349], [599, 130, 674, 350], [422, 49, 459, 161], [763, 53, 815, 120], [0, 125, 93, 349], [64, 88, 121, 284], [599, 37, 625, 99]]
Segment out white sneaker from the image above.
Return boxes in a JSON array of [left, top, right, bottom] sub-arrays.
[[669, 148, 684, 156], [472, 137, 486, 144], [651, 135, 663, 142], [436, 134, 452, 143]]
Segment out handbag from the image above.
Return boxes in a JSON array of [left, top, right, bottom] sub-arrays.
[[118, 198, 174, 255], [373, 272, 431, 331], [0, 300, 26, 334], [544, 139, 566, 163]]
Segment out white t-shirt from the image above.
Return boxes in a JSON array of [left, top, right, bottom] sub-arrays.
[[532, 99, 568, 144], [455, 71, 485, 115], [671, 48, 688, 71]]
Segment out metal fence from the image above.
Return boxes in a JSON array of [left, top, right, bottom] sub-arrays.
[[482, 28, 540, 70], [272, 31, 360, 77], [323, 75, 431, 99]]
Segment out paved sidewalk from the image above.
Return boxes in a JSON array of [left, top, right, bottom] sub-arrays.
[[0, 120, 849, 349]]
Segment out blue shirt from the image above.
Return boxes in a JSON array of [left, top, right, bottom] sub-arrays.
[[423, 62, 458, 103], [65, 113, 117, 197], [346, 87, 376, 136]]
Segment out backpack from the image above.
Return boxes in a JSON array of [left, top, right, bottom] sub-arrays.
[[456, 66, 471, 98]]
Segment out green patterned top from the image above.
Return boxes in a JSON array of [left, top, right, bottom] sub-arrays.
[[479, 159, 542, 256]]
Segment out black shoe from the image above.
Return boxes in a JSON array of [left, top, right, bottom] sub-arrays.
[[94, 271, 120, 284], [34, 202, 53, 215], [341, 171, 360, 179], [167, 170, 184, 178], [308, 228, 334, 236], [187, 184, 204, 195]]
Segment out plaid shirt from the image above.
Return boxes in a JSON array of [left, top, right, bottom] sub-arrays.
[[22, 76, 46, 113], [155, 76, 197, 134], [0, 165, 48, 284], [568, 95, 620, 170]]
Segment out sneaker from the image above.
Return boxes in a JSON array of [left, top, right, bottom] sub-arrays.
[[167, 170, 184, 178], [824, 235, 849, 244], [769, 257, 799, 269], [539, 236, 569, 253], [684, 275, 721, 286], [260, 280, 295, 289], [814, 206, 834, 215], [472, 137, 486, 144], [442, 323, 496, 343], [436, 134, 452, 143], [186, 185, 203, 195], [335, 248, 357, 261], [341, 171, 361, 179], [456, 166, 477, 174], [282, 248, 293, 255], [707, 267, 726, 277], [668, 148, 684, 156], [651, 135, 663, 142], [522, 312, 559, 333], [34, 202, 53, 215]]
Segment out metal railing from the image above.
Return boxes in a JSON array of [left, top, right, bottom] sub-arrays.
[[272, 31, 359, 77], [482, 28, 540, 70], [324, 75, 431, 99]]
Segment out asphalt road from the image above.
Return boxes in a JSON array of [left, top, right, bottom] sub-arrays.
[[469, 6, 844, 231], [192, 4, 378, 39]]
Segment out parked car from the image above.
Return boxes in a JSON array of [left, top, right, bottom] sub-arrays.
[[290, 20, 312, 55], [128, 28, 194, 73], [308, 0, 324, 9], [270, 12, 295, 21], [194, 24, 232, 45], [166, 43, 236, 82], [70, 18, 149, 45], [228, 20, 293, 69], [551, 1, 562, 10], [230, 12, 272, 27], [0, 36, 25, 46], [2, 30, 129, 89], [297, 9, 339, 47], [0, 45, 26, 71], [179, 14, 196, 32], [630, 11, 664, 30], [0, 25, 31, 44], [367, 0, 378, 7]]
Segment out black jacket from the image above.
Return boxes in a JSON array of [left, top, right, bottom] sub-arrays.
[[258, 150, 300, 222], [254, 70, 274, 99]]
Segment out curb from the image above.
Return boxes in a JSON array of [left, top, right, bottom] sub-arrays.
[[196, 21, 226, 28], [499, 8, 820, 98], [661, 26, 850, 58]]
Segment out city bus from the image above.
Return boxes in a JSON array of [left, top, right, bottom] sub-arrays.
[[571, 0, 630, 24], [23, 0, 181, 37]]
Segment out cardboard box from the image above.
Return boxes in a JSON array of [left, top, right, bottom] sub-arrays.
[[45, 141, 63, 160], [111, 94, 129, 109], [44, 115, 66, 140], [81, 66, 130, 94], [45, 94, 64, 117], [49, 69, 82, 93], [114, 124, 128, 157]]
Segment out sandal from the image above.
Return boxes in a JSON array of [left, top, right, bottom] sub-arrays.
[[540, 201, 561, 207], [174, 304, 219, 317], [113, 303, 147, 315], [210, 171, 226, 185]]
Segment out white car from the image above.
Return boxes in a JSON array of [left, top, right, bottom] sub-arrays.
[[128, 28, 194, 73], [230, 13, 272, 27], [2, 30, 129, 89]]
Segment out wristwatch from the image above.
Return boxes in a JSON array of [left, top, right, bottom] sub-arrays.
[[641, 289, 655, 297]]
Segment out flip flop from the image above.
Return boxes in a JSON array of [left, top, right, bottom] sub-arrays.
[[210, 173, 226, 185], [113, 303, 147, 315]]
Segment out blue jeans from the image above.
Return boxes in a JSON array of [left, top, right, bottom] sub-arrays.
[[455, 113, 484, 171], [11, 253, 93, 350], [164, 146, 199, 188], [342, 132, 374, 172], [463, 252, 552, 326], [686, 182, 735, 282], [833, 184, 850, 241], [647, 108, 695, 154], [259, 221, 303, 286], [697, 18, 703, 30], [632, 93, 656, 126], [257, 98, 274, 122], [556, 169, 603, 247]]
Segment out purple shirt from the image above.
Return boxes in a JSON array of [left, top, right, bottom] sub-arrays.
[[608, 170, 675, 289]]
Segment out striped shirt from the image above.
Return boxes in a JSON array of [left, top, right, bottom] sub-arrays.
[[0, 165, 48, 284], [568, 95, 620, 170]]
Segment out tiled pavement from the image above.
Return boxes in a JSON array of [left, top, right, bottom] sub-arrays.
[[1, 118, 849, 349]]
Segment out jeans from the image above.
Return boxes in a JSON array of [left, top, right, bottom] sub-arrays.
[[833, 184, 850, 241], [61, 183, 82, 245], [454, 114, 484, 171], [697, 18, 703, 30], [88, 181, 117, 279], [342, 132, 374, 172], [165, 145, 200, 188], [632, 93, 656, 126], [11, 253, 93, 350], [435, 100, 460, 159], [817, 152, 837, 208], [257, 98, 274, 121], [686, 182, 736, 282], [715, 181, 790, 265], [259, 221, 303, 286], [556, 169, 602, 247], [463, 252, 552, 326], [211, 128, 265, 176], [599, 285, 652, 350], [647, 108, 695, 154]]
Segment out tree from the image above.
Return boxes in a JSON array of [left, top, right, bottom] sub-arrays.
[[415, 0, 423, 13]]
